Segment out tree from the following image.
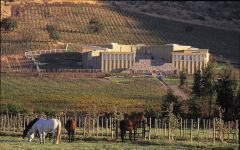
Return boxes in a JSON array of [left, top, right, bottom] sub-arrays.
[[179, 71, 186, 88], [191, 70, 202, 97], [216, 63, 239, 120], [88, 18, 103, 34], [162, 89, 180, 116], [1, 17, 17, 31], [201, 61, 216, 117]]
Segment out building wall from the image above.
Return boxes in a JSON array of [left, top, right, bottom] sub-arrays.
[[172, 50, 209, 74], [101, 52, 135, 72]]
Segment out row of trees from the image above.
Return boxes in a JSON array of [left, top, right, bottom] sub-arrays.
[[179, 60, 239, 120]]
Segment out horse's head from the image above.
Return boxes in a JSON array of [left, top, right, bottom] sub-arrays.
[[136, 112, 146, 122], [27, 129, 35, 142], [23, 118, 39, 139]]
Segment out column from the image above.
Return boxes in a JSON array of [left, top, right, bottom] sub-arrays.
[[188, 58, 191, 74], [191, 56, 194, 75], [117, 54, 120, 69], [109, 54, 112, 72], [101, 54, 104, 72], [176, 55, 179, 69], [113, 54, 116, 70], [129, 53, 132, 68], [179, 55, 182, 72], [105, 56, 108, 72], [122, 54, 124, 68]]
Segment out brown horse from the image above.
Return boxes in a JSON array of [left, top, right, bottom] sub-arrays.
[[65, 118, 77, 143], [119, 113, 146, 142]]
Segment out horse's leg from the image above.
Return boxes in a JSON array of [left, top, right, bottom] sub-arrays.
[[39, 133, 43, 144], [72, 131, 74, 142], [120, 129, 124, 142], [43, 132, 46, 144], [68, 131, 71, 143], [129, 130, 133, 142], [52, 130, 56, 144]]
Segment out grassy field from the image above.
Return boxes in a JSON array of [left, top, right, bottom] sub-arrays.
[[0, 135, 238, 150], [0, 75, 166, 113]]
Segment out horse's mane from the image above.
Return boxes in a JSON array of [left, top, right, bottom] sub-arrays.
[[23, 118, 40, 138]]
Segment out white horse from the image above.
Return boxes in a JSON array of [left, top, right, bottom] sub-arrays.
[[27, 118, 61, 144]]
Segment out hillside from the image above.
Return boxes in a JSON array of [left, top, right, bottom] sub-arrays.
[[113, 1, 240, 32], [1, 1, 239, 65]]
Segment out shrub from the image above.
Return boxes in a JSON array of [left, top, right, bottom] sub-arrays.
[[88, 18, 104, 34], [1, 17, 18, 31], [46, 24, 61, 40]]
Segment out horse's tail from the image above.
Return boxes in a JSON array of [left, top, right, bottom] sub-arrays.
[[56, 120, 61, 144]]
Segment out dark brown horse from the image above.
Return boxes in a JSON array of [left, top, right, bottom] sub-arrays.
[[65, 118, 77, 143], [119, 113, 146, 142]]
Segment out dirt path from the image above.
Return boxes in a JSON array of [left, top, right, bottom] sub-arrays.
[[169, 85, 188, 100]]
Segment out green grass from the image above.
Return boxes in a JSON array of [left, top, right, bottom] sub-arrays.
[[0, 135, 237, 150], [1, 76, 166, 113]]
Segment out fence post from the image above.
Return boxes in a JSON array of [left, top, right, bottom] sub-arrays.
[[180, 118, 182, 137], [203, 119, 206, 139], [101, 116, 104, 136], [164, 119, 166, 139], [1, 115, 3, 129], [7, 114, 10, 132], [88, 117, 90, 136], [149, 117, 151, 140], [236, 120, 238, 144], [213, 118, 215, 144], [158, 118, 160, 137], [92, 118, 95, 137], [3, 115, 7, 132], [190, 119, 193, 142], [83, 117, 86, 137], [106, 117, 108, 138], [115, 119, 118, 141], [10, 114, 13, 132], [228, 121, 230, 140], [97, 116, 99, 138], [168, 117, 171, 141], [197, 118, 200, 139], [13, 115, 16, 133]]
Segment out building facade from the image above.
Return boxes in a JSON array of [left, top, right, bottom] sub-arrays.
[[82, 43, 210, 74], [171, 45, 209, 74]]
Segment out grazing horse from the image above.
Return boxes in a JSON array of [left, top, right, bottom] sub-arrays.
[[23, 118, 61, 144], [65, 118, 77, 142], [119, 113, 146, 142]]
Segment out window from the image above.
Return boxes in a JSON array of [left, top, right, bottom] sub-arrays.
[[193, 55, 196, 61], [103, 54, 106, 60], [198, 55, 200, 61], [178, 55, 180, 60], [131, 54, 134, 60], [127, 54, 130, 60], [181, 55, 184, 60], [201, 54, 204, 61], [119, 54, 122, 60], [189, 55, 192, 60], [185, 55, 188, 60], [123, 54, 127, 60]]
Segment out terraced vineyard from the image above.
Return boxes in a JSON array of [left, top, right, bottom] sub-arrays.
[[1, 2, 239, 65], [0, 76, 165, 113]]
